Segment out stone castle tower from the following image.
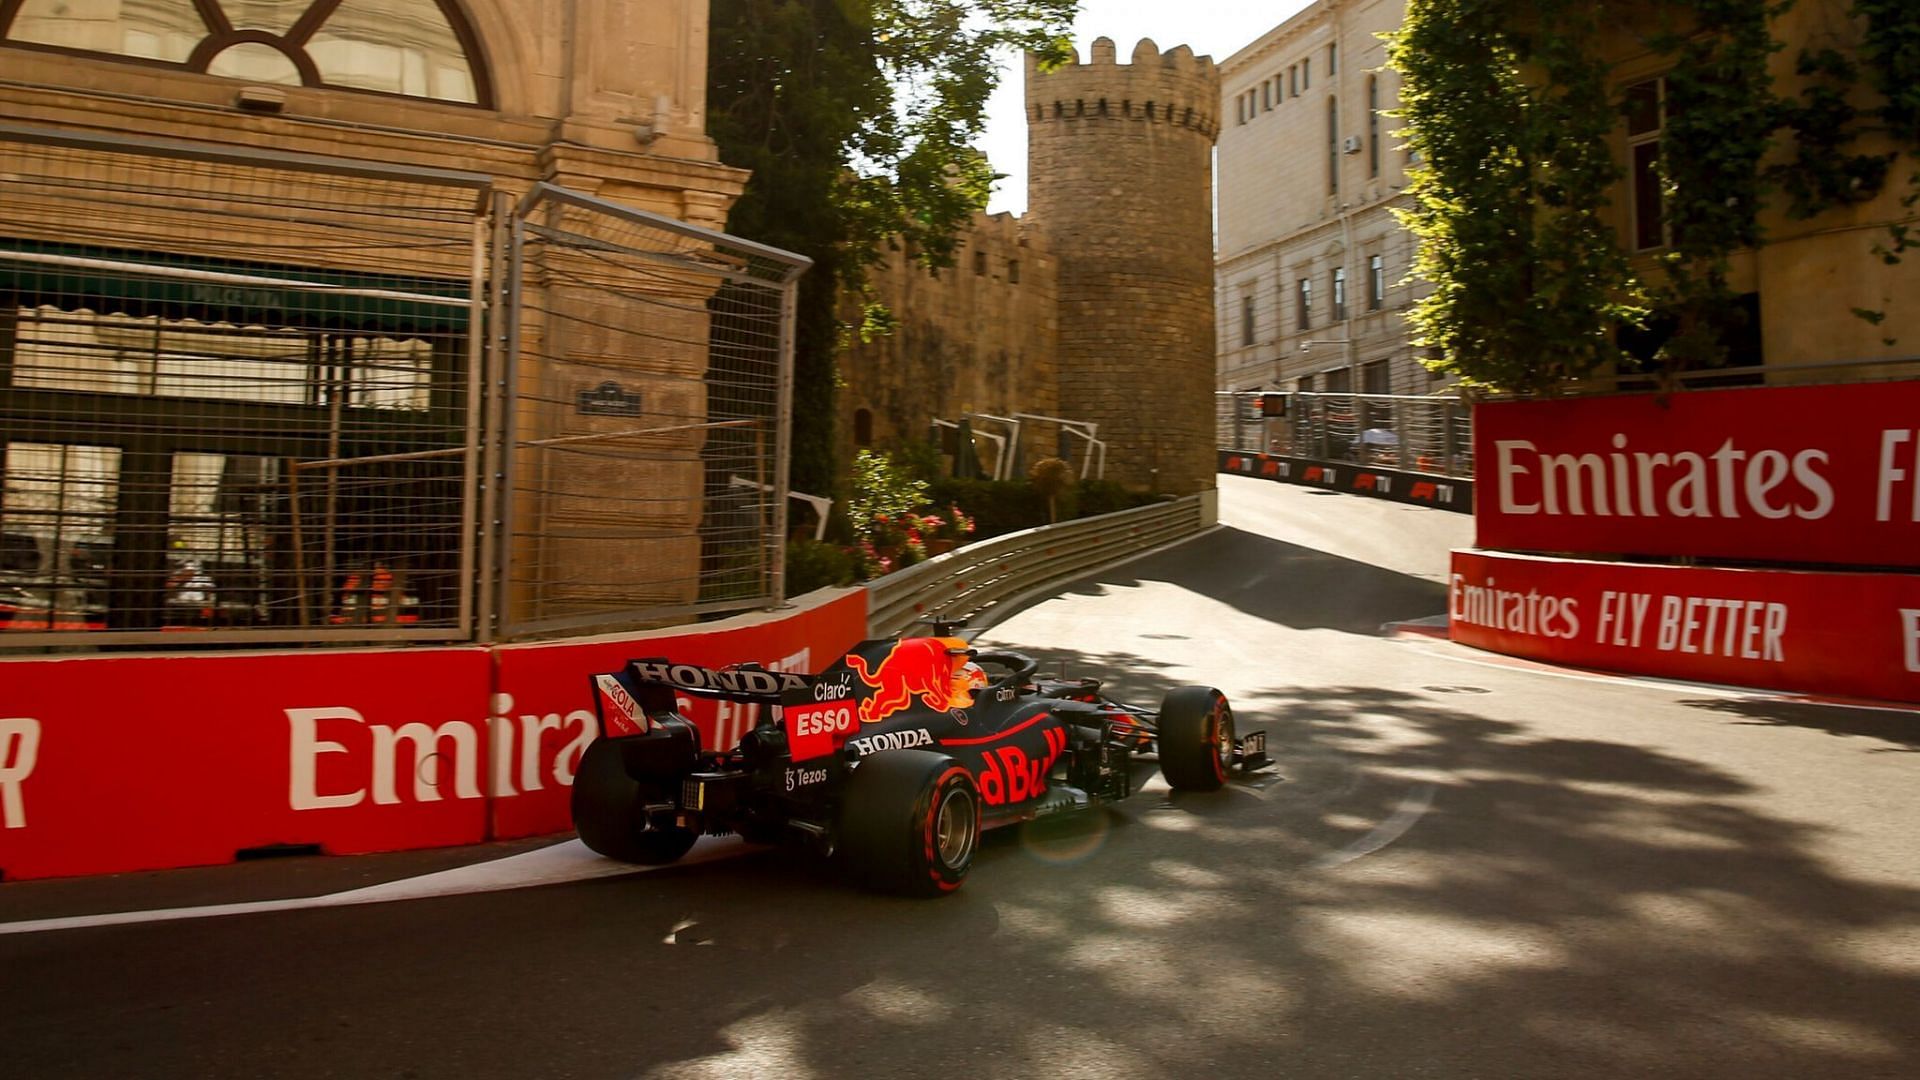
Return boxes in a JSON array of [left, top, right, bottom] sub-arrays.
[[837, 37, 1218, 495], [1026, 38, 1220, 493]]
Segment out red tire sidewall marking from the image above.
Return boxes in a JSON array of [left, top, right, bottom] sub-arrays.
[[923, 765, 975, 892]]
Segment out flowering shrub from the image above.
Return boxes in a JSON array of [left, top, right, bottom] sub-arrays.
[[840, 453, 993, 578], [928, 505, 976, 542]]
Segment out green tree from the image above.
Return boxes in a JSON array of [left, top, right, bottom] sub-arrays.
[[1390, 0, 1642, 396], [706, 0, 1074, 495]]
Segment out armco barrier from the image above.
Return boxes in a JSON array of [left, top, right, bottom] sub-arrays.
[[1451, 549, 1920, 704], [0, 588, 867, 881], [865, 492, 1214, 636], [1218, 450, 1473, 513]]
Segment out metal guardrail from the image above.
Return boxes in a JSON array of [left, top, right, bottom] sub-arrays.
[[865, 494, 1209, 636]]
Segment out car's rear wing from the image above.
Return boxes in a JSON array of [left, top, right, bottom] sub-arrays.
[[590, 658, 812, 738]]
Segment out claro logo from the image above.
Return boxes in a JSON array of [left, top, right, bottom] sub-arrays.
[[0, 717, 41, 829], [286, 695, 596, 811]]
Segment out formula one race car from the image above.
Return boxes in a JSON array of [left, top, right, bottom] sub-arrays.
[[575, 624, 1271, 896]]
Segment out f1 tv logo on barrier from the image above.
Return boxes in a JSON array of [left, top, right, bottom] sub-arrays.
[[0, 717, 41, 829]]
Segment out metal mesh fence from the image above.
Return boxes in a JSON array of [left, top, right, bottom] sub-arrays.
[[0, 126, 486, 646], [499, 185, 805, 637], [1215, 390, 1473, 477]]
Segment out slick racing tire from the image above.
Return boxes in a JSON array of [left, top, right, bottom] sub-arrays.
[[838, 749, 980, 897], [571, 738, 698, 865], [1157, 686, 1234, 792]]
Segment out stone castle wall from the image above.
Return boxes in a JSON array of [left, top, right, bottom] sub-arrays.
[[838, 214, 1059, 472], [841, 37, 1220, 494]]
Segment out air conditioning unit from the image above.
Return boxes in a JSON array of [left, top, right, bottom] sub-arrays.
[[1342, 135, 1363, 154]]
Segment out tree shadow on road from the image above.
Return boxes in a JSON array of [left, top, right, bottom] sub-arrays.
[[6, 650, 1917, 1080], [613, 651, 1920, 1079], [993, 525, 1452, 636], [1676, 696, 1920, 753]]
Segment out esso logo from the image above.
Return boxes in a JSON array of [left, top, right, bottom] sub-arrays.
[[784, 698, 860, 762], [788, 701, 855, 738]]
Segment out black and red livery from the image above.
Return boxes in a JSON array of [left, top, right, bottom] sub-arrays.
[[575, 625, 1270, 896]]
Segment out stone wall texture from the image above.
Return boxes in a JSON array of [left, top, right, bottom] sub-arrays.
[[842, 36, 1220, 495], [1027, 38, 1221, 494]]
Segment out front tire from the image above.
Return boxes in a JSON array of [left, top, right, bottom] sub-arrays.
[[838, 750, 980, 896], [572, 738, 697, 865], [1157, 686, 1234, 792]]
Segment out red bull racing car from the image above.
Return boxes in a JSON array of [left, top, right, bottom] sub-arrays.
[[575, 626, 1270, 896]]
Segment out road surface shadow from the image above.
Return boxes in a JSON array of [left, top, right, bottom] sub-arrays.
[[3, 651, 1916, 1080], [1677, 697, 1920, 752], [994, 525, 1451, 635]]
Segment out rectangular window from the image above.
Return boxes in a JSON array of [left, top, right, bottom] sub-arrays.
[[1323, 366, 1351, 393], [1328, 44, 1338, 76], [1368, 254, 1385, 310], [1007, 259, 1020, 284], [1363, 359, 1391, 395], [1367, 76, 1381, 178], [1332, 268, 1347, 321], [1241, 295, 1256, 347], [1289, 65, 1297, 97], [1262, 82, 1271, 110], [1296, 373, 1315, 393], [1303, 58, 1310, 90], [973, 250, 986, 275], [1626, 77, 1666, 251], [1328, 97, 1341, 194], [1297, 278, 1312, 330], [1236, 96, 1245, 124]]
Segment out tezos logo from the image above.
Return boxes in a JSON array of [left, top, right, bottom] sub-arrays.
[[785, 765, 828, 792]]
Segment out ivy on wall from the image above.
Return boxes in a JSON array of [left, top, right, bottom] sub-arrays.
[[1392, 0, 1920, 394], [1646, 0, 1781, 373], [1391, 0, 1640, 396], [1855, 0, 1920, 266]]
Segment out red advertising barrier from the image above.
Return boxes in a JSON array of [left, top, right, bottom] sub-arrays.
[[0, 648, 493, 881], [1219, 450, 1474, 513], [1450, 549, 1920, 703], [1474, 381, 1920, 568], [0, 588, 870, 881], [488, 588, 869, 840]]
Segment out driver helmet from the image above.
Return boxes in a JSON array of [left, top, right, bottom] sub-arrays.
[[951, 660, 989, 706]]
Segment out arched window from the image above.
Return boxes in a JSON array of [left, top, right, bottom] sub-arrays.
[[2, 0, 490, 106]]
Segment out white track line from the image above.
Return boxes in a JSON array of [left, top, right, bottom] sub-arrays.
[[0, 836, 748, 937]]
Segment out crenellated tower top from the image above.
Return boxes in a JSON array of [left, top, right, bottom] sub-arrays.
[[1024, 37, 1221, 139]]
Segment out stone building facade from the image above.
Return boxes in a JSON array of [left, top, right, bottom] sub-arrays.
[[1215, 0, 1433, 402], [0, 0, 779, 642], [1218, 0, 1920, 401], [1593, 0, 1920, 378], [840, 37, 1221, 495]]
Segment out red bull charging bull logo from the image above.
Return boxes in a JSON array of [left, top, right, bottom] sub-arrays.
[[844, 637, 975, 724]]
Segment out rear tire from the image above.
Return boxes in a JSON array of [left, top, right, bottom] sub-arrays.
[[572, 738, 697, 865], [838, 749, 980, 896], [1157, 686, 1234, 792]]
